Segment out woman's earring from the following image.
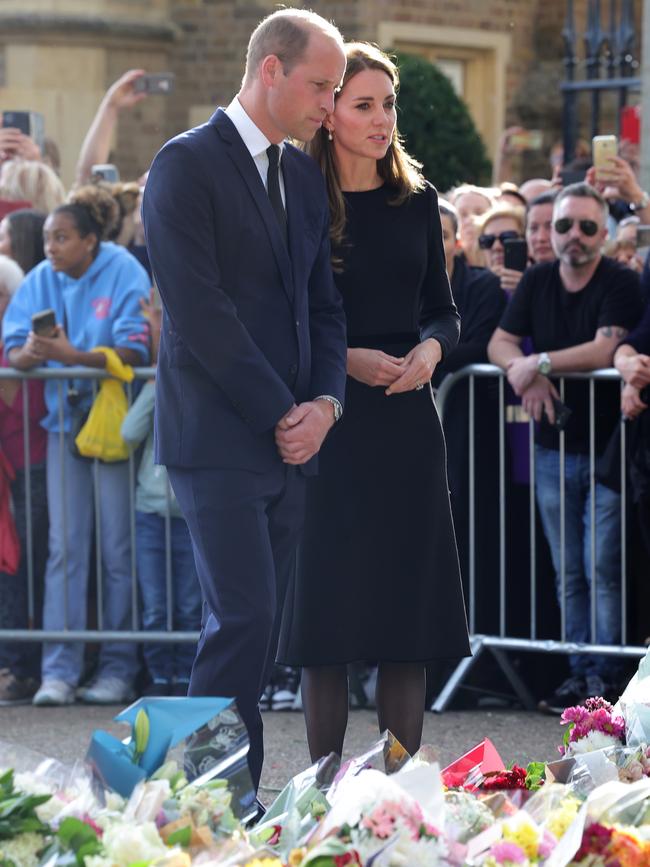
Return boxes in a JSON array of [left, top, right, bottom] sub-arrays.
[[328, 129, 333, 141]]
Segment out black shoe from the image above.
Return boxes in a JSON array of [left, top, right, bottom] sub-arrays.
[[270, 666, 300, 711], [0, 672, 39, 706], [538, 675, 586, 715]]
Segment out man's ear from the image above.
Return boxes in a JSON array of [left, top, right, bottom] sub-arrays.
[[260, 54, 282, 88]]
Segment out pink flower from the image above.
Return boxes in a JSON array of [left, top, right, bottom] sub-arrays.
[[489, 840, 528, 863], [361, 803, 398, 839]]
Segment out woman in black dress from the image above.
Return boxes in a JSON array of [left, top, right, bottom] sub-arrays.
[[277, 43, 470, 758]]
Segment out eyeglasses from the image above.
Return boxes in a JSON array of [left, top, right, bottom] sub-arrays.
[[553, 218, 599, 237], [478, 230, 521, 249]]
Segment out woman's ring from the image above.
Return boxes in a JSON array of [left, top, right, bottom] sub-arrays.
[[415, 382, 424, 390]]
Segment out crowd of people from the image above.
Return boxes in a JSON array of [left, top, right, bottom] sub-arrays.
[[1, 29, 650, 729]]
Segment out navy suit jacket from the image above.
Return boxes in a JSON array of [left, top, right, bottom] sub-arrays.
[[142, 109, 347, 473]]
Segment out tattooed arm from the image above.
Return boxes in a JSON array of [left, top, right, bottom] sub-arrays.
[[533, 326, 628, 372]]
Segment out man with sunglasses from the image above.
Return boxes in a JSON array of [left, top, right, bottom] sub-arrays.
[[488, 182, 642, 713]]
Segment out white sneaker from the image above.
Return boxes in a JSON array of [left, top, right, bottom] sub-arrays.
[[33, 679, 75, 706], [79, 676, 134, 705]]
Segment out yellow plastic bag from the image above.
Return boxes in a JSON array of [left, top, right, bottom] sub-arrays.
[[75, 347, 135, 462]]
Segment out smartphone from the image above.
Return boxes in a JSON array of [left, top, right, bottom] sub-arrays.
[[1, 110, 45, 152], [544, 396, 573, 431], [560, 168, 587, 187], [31, 308, 57, 337], [91, 163, 120, 183], [592, 134, 618, 181], [503, 238, 528, 272], [133, 73, 175, 95], [635, 224, 650, 261], [509, 129, 543, 151]]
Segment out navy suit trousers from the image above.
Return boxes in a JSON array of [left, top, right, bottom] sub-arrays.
[[167, 463, 305, 789]]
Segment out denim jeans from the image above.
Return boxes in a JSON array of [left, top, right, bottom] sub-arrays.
[[135, 510, 201, 682], [535, 445, 622, 680], [0, 465, 48, 679], [41, 432, 139, 686]]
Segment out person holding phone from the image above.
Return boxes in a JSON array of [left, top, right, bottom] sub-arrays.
[[488, 182, 643, 713], [2, 184, 150, 707], [476, 204, 527, 294], [277, 43, 470, 761]]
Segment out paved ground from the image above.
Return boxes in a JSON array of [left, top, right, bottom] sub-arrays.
[[0, 704, 563, 799]]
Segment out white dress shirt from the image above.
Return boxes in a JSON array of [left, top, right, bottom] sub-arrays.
[[225, 97, 286, 206]]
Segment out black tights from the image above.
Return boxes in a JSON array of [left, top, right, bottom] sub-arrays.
[[301, 662, 426, 761]]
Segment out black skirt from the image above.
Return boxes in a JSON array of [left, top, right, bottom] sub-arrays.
[[278, 339, 471, 667]]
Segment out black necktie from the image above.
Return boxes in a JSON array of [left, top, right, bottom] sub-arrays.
[[266, 144, 288, 245]]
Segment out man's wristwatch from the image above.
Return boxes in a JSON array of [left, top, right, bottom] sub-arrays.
[[314, 394, 342, 422], [630, 190, 650, 212], [537, 352, 552, 376]]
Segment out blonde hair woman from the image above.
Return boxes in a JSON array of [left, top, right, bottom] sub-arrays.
[[0, 159, 66, 214]]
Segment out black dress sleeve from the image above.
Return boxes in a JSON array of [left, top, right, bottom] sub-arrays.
[[419, 184, 461, 359], [440, 268, 507, 374]]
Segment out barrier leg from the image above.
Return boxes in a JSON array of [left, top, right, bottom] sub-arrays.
[[430, 636, 485, 713]]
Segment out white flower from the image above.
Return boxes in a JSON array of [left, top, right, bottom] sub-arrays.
[[567, 731, 622, 755], [0, 832, 46, 867], [99, 820, 168, 865]]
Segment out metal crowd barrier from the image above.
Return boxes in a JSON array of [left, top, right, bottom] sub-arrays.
[[0, 365, 200, 645], [432, 363, 648, 712]]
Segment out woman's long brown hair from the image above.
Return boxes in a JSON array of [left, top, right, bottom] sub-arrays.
[[305, 42, 425, 255]]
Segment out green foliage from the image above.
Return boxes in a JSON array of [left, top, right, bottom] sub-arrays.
[[0, 770, 51, 839], [525, 761, 547, 791], [393, 52, 492, 191], [39, 817, 102, 866]]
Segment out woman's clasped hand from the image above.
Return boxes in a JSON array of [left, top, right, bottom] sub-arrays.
[[347, 337, 442, 393]]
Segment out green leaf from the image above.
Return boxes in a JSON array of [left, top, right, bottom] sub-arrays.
[[166, 824, 192, 847], [525, 761, 546, 791], [57, 817, 99, 847]]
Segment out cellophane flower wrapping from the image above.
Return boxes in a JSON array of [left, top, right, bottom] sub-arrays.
[[308, 766, 447, 866]]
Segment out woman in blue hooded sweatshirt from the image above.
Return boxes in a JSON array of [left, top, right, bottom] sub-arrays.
[[2, 184, 150, 706]]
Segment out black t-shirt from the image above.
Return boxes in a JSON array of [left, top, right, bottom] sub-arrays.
[[499, 256, 642, 453]]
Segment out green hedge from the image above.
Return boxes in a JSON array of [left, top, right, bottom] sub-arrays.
[[394, 52, 492, 192]]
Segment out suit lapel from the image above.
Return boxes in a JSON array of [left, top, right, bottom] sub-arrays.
[[212, 110, 294, 302]]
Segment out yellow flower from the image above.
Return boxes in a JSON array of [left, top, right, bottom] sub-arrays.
[[245, 860, 283, 867], [288, 850, 307, 866], [546, 797, 581, 840], [503, 819, 540, 860]]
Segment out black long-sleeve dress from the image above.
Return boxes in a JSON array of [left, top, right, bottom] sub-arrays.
[[277, 182, 471, 665]]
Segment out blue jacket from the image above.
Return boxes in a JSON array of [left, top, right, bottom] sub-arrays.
[[2, 242, 150, 432], [142, 109, 347, 473]]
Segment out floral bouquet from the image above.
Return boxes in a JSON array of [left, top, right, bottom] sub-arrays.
[[559, 698, 626, 758], [86, 697, 256, 821], [304, 763, 447, 866]]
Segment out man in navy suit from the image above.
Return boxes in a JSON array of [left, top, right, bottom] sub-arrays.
[[142, 9, 347, 788]]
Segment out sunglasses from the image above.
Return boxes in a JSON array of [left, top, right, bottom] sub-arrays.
[[478, 230, 521, 249], [553, 218, 599, 237]]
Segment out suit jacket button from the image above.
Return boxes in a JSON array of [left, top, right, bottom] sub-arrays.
[[295, 320, 300, 327], [289, 363, 298, 375]]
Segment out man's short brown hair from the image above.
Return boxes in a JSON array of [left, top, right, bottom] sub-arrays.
[[243, 9, 342, 86]]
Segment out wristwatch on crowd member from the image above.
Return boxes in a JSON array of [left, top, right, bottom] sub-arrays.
[[630, 190, 650, 212], [314, 394, 342, 422], [537, 352, 552, 376]]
